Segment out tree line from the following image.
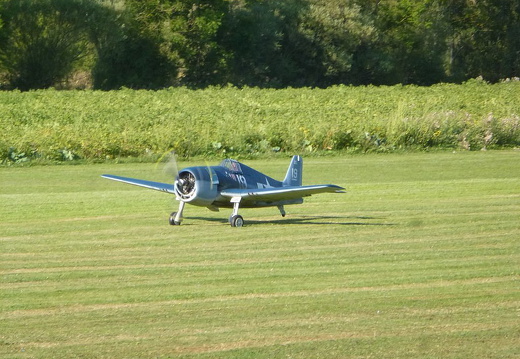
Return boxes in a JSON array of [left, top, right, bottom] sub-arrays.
[[0, 0, 518, 90]]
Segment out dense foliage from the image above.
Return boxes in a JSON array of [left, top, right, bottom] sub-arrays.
[[0, 0, 518, 90], [1, 81, 519, 164]]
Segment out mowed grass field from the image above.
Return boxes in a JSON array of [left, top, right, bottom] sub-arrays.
[[1, 151, 519, 358]]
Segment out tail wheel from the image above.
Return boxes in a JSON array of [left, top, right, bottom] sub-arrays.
[[230, 215, 244, 227]]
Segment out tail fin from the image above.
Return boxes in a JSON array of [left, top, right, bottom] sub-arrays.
[[283, 155, 303, 187]]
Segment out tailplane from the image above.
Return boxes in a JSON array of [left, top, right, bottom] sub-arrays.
[[283, 155, 303, 187]]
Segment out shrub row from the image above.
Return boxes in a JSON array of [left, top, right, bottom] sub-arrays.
[[1, 80, 519, 164]]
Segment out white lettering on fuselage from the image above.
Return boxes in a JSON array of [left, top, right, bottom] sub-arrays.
[[227, 172, 247, 188], [236, 174, 247, 188]]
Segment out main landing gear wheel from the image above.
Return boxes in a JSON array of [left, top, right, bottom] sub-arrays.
[[230, 215, 244, 227], [169, 212, 181, 225]]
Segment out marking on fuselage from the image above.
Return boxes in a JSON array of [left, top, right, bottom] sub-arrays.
[[257, 178, 273, 189], [237, 174, 247, 188]]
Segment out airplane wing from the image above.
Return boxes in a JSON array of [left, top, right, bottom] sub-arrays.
[[221, 184, 345, 202], [102, 174, 175, 194]]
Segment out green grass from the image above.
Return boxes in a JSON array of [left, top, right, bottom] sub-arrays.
[[1, 151, 519, 358]]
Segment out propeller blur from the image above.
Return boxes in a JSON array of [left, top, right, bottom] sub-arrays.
[[102, 155, 345, 227]]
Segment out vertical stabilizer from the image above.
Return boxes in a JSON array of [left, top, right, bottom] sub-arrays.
[[283, 155, 303, 187]]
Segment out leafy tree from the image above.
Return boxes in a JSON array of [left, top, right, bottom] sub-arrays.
[[359, 0, 519, 84], [125, 0, 230, 87], [444, 0, 520, 82], [222, 0, 375, 87], [90, 7, 174, 90], [177, 0, 230, 86], [92, 28, 174, 90], [0, 0, 173, 90], [298, 0, 376, 86], [220, 0, 305, 87], [365, 0, 449, 85], [1, 0, 517, 89], [0, 0, 95, 90]]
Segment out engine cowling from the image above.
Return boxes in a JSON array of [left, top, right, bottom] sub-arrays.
[[174, 167, 219, 206]]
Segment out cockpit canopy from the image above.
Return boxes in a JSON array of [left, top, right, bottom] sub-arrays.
[[220, 159, 243, 174]]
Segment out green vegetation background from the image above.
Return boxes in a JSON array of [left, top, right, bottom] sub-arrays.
[[2, 81, 519, 164], [1, 0, 519, 90]]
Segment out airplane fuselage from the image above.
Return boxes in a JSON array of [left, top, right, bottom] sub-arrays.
[[178, 161, 301, 209]]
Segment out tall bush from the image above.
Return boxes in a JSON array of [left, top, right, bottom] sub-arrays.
[[0, 0, 97, 90]]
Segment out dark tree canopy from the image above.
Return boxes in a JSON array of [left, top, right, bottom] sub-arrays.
[[0, 0, 518, 90]]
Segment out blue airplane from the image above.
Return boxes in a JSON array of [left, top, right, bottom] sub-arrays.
[[102, 155, 345, 227]]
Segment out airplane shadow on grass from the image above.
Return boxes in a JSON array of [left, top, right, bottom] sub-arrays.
[[187, 215, 395, 227]]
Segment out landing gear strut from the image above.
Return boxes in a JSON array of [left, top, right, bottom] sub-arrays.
[[169, 201, 185, 225]]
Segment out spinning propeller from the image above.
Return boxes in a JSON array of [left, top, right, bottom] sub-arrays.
[[157, 151, 216, 225]]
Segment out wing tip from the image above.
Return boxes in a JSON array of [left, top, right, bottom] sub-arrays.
[[325, 184, 346, 192]]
